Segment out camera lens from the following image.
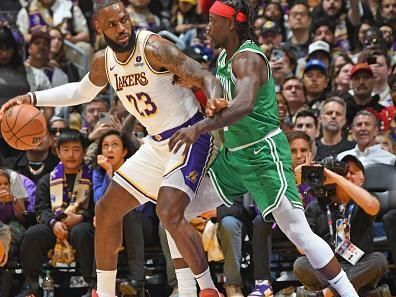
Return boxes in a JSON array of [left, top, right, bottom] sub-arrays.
[[308, 171, 321, 184]]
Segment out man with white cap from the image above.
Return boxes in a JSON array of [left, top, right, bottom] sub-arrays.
[[296, 40, 331, 78]]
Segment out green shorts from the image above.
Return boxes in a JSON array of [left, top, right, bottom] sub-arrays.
[[208, 130, 303, 220]]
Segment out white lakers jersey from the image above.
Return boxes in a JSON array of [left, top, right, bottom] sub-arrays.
[[105, 30, 199, 135]]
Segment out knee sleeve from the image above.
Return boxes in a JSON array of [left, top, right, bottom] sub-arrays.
[[165, 230, 182, 259], [272, 196, 334, 269]]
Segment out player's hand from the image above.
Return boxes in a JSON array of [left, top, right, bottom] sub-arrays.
[[0, 95, 31, 122], [168, 126, 200, 155], [205, 98, 229, 117], [53, 221, 68, 240]]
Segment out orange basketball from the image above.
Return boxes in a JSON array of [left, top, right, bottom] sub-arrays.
[[1, 104, 47, 150]]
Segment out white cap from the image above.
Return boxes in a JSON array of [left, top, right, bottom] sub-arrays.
[[308, 41, 330, 56]]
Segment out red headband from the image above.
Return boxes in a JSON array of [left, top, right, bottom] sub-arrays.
[[209, 1, 247, 23]]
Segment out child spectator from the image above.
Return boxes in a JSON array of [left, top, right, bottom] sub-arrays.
[[17, 129, 95, 297]]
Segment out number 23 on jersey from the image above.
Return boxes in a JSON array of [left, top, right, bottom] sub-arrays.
[[126, 92, 158, 117]]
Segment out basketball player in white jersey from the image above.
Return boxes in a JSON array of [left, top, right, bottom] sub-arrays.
[[0, 1, 226, 296]]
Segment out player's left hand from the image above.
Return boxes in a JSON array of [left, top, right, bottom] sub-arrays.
[[168, 126, 200, 155], [205, 98, 229, 117]]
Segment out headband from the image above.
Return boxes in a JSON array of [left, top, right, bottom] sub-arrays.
[[209, 1, 247, 23]]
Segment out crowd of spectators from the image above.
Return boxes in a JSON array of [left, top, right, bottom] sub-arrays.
[[0, 0, 395, 296]]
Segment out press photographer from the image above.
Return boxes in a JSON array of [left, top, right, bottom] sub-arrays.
[[300, 156, 349, 203], [293, 154, 388, 297]]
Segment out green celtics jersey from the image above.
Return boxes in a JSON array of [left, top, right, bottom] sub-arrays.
[[216, 40, 280, 149]]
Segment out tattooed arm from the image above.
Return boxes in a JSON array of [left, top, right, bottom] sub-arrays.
[[145, 35, 223, 100], [168, 51, 267, 153]]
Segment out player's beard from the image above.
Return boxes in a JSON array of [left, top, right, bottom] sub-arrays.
[[104, 30, 136, 53]]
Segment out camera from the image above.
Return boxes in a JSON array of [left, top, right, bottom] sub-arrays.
[[302, 156, 348, 200]]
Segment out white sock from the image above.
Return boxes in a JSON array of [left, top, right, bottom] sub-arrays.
[[96, 269, 117, 296], [193, 267, 217, 291], [328, 270, 358, 297], [96, 292, 115, 297], [176, 267, 197, 297]]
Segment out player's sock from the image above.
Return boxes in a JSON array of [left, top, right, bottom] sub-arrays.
[[176, 267, 197, 297], [96, 269, 117, 296], [328, 269, 358, 297], [96, 292, 115, 297], [193, 267, 217, 291]]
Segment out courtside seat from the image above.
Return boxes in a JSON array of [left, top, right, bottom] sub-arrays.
[[363, 164, 396, 251]]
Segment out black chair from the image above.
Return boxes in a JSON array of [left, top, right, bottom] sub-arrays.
[[363, 163, 396, 250]]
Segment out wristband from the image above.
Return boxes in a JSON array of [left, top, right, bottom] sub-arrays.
[[49, 218, 58, 230], [27, 92, 37, 106]]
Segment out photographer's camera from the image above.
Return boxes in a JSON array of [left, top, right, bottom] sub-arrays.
[[302, 156, 348, 201]]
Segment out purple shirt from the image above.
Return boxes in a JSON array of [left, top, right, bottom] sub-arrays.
[[0, 203, 15, 224]]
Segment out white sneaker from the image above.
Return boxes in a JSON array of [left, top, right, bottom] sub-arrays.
[[276, 271, 297, 282]]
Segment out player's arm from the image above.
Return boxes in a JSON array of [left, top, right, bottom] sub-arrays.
[[169, 52, 267, 153], [0, 51, 108, 120], [194, 52, 266, 134], [33, 50, 108, 106], [145, 35, 222, 100]]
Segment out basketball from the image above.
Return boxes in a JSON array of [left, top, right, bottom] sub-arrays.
[[1, 104, 47, 150]]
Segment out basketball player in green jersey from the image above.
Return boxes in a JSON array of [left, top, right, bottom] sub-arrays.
[[169, 1, 359, 297]]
